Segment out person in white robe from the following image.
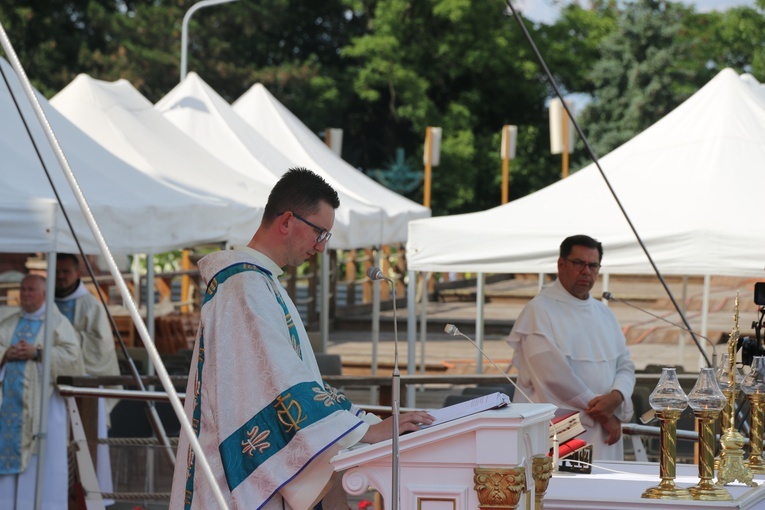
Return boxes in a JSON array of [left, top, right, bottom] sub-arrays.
[[507, 235, 635, 461], [0, 274, 85, 510], [54, 253, 119, 504], [170, 168, 433, 509]]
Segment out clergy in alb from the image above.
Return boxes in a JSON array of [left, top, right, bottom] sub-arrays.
[[54, 253, 119, 504], [507, 235, 635, 460], [170, 168, 433, 509], [0, 274, 84, 509]]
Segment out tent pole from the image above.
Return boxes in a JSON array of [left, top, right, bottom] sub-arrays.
[[476, 273, 485, 374], [320, 250, 329, 353], [701, 275, 711, 370], [679, 276, 688, 367], [407, 270, 417, 406], [419, 272, 428, 376], [145, 253, 156, 494], [33, 252, 57, 510], [538, 272, 544, 293], [370, 249, 381, 404], [0, 23, 227, 506]]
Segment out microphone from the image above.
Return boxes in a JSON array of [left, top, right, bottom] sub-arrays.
[[443, 324, 532, 404], [444, 324, 562, 468], [367, 266, 392, 283], [601, 291, 717, 367], [368, 266, 401, 510]]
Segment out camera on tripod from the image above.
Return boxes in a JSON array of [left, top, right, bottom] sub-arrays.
[[736, 282, 765, 366]]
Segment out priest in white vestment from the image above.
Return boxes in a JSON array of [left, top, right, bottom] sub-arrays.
[[507, 235, 635, 461], [55, 253, 119, 504], [170, 168, 433, 509], [0, 274, 85, 509]]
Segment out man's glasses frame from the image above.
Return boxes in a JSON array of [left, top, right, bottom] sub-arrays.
[[565, 258, 601, 272], [279, 211, 332, 244]]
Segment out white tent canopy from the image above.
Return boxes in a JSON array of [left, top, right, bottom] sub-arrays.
[[155, 72, 388, 249], [50, 74, 270, 247], [0, 58, 234, 254], [233, 82, 431, 245], [407, 68, 765, 277]]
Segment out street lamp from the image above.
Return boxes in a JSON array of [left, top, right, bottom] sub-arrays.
[[180, 0, 239, 81]]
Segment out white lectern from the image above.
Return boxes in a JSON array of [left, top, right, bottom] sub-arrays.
[[332, 403, 556, 510]]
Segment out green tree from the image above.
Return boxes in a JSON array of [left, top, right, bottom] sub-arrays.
[[578, 0, 705, 157], [0, 0, 119, 96], [686, 3, 765, 79], [342, 0, 566, 214]]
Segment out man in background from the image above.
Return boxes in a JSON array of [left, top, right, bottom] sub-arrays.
[[55, 253, 119, 503], [171, 168, 433, 509], [507, 234, 635, 460], [0, 274, 84, 509]]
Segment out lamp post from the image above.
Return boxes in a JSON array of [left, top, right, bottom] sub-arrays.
[[181, 0, 239, 81]]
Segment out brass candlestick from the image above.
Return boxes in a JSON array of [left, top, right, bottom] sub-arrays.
[[687, 367, 732, 501], [743, 356, 765, 474], [716, 294, 757, 487], [642, 367, 692, 500]]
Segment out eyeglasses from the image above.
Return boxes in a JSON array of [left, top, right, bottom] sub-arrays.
[[565, 258, 601, 272], [279, 211, 332, 244]]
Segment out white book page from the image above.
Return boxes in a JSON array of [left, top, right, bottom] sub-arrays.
[[421, 392, 510, 429]]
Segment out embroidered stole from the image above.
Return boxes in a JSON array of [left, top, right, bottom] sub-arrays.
[[185, 262, 352, 508], [55, 299, 76, 323], [0, 318, 42, 474]]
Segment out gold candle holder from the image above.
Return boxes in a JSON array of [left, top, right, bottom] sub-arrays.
[[743, 356, 765, 473], [716, 294, 756, 487], [642, 367, 692, 500], [747, 393, 765, 473], [687, 367, 731, 501], [642, 409, 693, 499]]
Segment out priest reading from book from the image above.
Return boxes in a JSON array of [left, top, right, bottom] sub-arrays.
[[169, 168, 434, 509], [507, 235, 635, 460]]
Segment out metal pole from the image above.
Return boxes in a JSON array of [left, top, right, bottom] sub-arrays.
[[181, 0, 239, 81], [406, 270, 417, 406], [0, 22, 230, 509], [33, 253, 57, 510], [475, 273, 485, 374]]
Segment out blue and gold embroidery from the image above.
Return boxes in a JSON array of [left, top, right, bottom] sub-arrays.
[[219, 380, 354, 491], [204, 262, 302, 358], [313, 384, 349, 407], [183, 331, 205, 510], [275, 393, 307, 432], [241, 426, 271, 456]]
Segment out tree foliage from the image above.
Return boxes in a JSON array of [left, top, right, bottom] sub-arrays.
[[1, 0, 764, 216]]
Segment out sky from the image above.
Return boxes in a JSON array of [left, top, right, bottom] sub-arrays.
[[517, 0, 757, 24]]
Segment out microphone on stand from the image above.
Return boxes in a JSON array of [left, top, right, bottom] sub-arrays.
[[444, 324, 562, 468], [366, 266, 400, 510], [443, 324, 532, 403], [601, 291, 717, 368]]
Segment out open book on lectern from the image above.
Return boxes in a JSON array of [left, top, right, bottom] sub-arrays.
[[420, 391, 511, 430]]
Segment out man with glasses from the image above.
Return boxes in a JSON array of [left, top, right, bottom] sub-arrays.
[[170, 168, 433, 509], [507, 235, 635, 460]]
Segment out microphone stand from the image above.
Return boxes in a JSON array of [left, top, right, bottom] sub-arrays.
[[444, 324, 565, 468], [367, 267, 400, 510], [390, 283, 401, 510]]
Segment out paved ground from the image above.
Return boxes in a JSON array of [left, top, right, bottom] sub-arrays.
[[321, 274, 764, 385]]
